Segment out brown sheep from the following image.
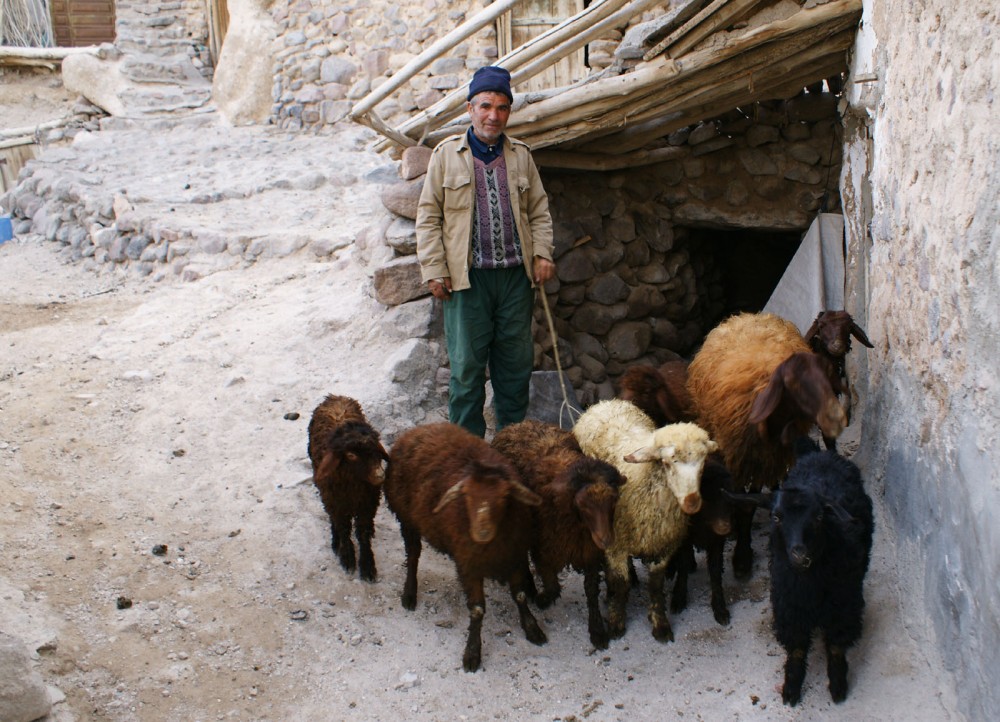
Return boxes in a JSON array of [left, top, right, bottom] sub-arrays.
[[804, 310, 874, 449], [617, 359, 696, 427], [687, 312, 846, 580], [383, 422, 546, 672], [307, 394, 389, 582], [491, 419, 625, 650]]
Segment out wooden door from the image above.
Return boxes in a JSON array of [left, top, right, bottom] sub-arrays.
[[498, 0, 587, 93], [49, 0, 116, 47]]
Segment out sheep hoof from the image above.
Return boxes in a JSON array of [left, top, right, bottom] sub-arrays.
[[462, 650, 482, 673], [781, 684, 802, 707], [652, 625, 674, 643], [589, 629, 609, 650], [732, 550, 753, 580], [713, 606, 731, 626], [401, 593, 417, 611]]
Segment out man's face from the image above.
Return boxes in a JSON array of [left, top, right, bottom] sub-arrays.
[[467, 91, 511, 145]]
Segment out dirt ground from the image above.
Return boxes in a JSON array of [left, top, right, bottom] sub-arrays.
[[0, 70, 961, 722]]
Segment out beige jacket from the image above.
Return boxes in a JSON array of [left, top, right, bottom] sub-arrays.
[[415, 131, 554, 291]]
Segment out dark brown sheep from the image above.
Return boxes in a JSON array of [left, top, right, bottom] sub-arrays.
[[383, 422, 546, 672], [617, 359, 696, 427], [491, 419, 625, 650], [307, 394, 389, 582], [667, 454, 736, 626], [804, 310, 874, 449], [687, 312, 847, 579]]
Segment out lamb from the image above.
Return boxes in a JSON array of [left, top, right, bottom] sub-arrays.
[[573, 400, 717, 642], [731, 441, 874, 706], [667, 454, 736, 626], [491, 419, 625, 649], [382, 422, 546, 672], [307, 394, 389, 582], [686, 312, 847, 579], [617, 359, 695, 427], [804, 310, 874, 449]]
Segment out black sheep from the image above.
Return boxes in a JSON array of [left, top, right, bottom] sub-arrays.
[[383, 422, 546, 672], [307, 394, 389, 582], [734, 442, 874, 706], [492, 419, 625, 649]]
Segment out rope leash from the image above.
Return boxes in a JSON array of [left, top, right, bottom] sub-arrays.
[[537, 285, 580, 428]]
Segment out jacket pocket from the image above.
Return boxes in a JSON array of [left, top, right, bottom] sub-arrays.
[[443, 174, 471, 211]]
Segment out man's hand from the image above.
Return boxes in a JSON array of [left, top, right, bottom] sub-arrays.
[[533, 257, 556, 285], [428, 277, 453, 300]]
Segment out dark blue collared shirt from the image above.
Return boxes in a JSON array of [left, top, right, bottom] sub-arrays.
[[467, 127, 505, 163]]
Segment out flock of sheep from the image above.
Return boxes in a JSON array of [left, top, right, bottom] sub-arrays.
[[306, 310, 875, 707]]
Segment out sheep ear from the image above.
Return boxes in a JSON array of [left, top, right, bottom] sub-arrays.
[[748, 369, 785, 425], [850, 321, 874, 348], [705, 439, 719, 454], [377, 442, 390, 463], [510, 480, 543, 507], [623, 446, 657, 463], [805, 315, 821, 342], [315, 451, 340, 481], [433, 479, 466, 513]]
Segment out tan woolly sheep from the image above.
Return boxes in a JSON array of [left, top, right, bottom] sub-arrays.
[[573, 399, 717, 642]]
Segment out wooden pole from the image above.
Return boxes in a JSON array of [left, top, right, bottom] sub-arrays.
[[532, 144, 688, 171], [371, 0, 655, 152], [502, 0, 860, 142], [349, 0, 523, 121]]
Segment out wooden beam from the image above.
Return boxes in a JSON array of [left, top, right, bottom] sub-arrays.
[[533, 144, 688, 170], [349, 0, 524, 121], [503, 0, 861, 143], [372, 0, 656, 152]]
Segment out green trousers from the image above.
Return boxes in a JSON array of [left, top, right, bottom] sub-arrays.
[[443, 267, 534, 437]]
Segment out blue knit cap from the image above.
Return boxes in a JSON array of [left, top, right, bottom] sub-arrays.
[[467, 66, 513, 103]]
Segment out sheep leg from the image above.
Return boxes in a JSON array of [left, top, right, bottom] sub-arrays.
[[534, 565, 561, 610], [334, 515, 357, 574], [732, 506, 755, 580], [705, 537, 730, 625], [583, 564, 609, 650], [669, 542, 692, 614], [355, 516, 377, 583], [782, 645, 810, 707], [604, 568, 630, 640], [400, 524, 422, 611], [509, 567, 547, 645], [826, 642, 849, 703], [461, 576, 487, 673], [646, 559, 674, 643]]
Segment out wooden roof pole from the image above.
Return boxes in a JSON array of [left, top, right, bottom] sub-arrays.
[[502, 0, 861, 138], [371, 0, 654, 152], [523, 27, 856, 149], [349, 0, 523, 123]]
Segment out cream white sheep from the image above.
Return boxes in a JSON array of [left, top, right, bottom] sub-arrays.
[[573, 399, 717, 642]]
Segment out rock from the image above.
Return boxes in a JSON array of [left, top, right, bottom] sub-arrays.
[[0, 633, 51, 722], [385, 217, 417, 255], [372, 256, 426, 306], [379, 178, 424, 220], [400, 146, 432, 180], [526, 371, 583, 429]]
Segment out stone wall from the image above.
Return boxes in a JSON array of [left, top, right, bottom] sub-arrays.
[[371, 95, 843, 406], [841, 1, 998, 718]]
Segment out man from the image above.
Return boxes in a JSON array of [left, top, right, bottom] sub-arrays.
[[416, 65, 556, 438]]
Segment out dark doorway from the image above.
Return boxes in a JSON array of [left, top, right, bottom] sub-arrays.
[[686, 226, 803, 327]]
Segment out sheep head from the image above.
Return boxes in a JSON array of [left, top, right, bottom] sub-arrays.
[[432, 459, 541, 544], [805, 310, 874, 358], [623, 423, 717, 515], [568, 458, 624, 551], [748, 353, 846, 444], [316, 422, 390, 485]]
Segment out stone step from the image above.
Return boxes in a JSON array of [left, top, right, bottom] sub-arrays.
[[120, 54, 209, 85]]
